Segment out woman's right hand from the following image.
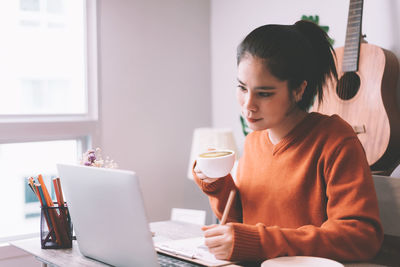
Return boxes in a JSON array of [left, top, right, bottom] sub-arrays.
[[193, 165, 220, 183]]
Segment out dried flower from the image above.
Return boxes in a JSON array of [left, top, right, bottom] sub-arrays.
[[80, 147, 118, 169]]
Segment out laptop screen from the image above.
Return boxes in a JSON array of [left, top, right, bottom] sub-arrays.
[[57, 163, 159, 267]]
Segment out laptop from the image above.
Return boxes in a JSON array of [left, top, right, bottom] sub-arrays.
[[57, 163, 203, 267]]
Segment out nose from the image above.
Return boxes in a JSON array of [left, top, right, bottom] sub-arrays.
[[243, 93, 258, 114]]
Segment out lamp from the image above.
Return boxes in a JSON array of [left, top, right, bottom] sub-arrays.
[[187, 128, 238, 180]]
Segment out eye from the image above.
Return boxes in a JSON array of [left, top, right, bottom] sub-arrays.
[[258, 92, 274, 97], [237, 85, 247, 92]]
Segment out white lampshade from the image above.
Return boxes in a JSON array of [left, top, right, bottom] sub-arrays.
[[187, 128, 238, 179]]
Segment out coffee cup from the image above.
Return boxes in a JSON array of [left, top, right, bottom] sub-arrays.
[[196, 149, 235, 178]]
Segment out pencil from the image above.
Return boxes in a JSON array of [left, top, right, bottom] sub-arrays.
[[28, 177, 38, 197], [53, 178, 63, 206], [53, 178, 71, 244], [37, 174, 54, 207], [54, 178, 65, 207], [37, 175, 64, 246], [220, 189, 236, 225], [35, 184, 56, 241]]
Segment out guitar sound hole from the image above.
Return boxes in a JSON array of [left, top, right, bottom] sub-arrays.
[[336, 72, 361, 100]]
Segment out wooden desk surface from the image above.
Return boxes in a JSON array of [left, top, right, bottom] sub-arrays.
[[11, 221, 239, 267], [10, 221, 397, 267], [12, 238, 104, 267]]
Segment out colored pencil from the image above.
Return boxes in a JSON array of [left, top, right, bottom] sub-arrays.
[[37, 175, 65, 245], [28, 177, 38, 197], [37, 174, 54, 207], [35, 183, 56, 242], [53, 177, 65, 207], [52, 178, 71, 243]]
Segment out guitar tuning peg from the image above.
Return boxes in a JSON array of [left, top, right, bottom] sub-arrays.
[[362, 34, 367, 38]]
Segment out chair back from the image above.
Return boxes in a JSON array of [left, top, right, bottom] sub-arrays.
[[373, 175, 400, 236], [372, 175, 400, 264]]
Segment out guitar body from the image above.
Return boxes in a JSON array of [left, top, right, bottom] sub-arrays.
[[312, 43, 400, 172]]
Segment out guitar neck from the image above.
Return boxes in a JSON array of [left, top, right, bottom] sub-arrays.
[[342, 0, 364, 72]]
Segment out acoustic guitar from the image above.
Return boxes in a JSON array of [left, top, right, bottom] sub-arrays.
[[311, 0, 400, 173]]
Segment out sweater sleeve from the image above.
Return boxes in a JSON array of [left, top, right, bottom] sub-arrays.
[[192, 162, 242, 223], [227, 137, 383, 262]]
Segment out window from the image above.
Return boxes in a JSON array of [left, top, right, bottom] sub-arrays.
[[0, 0, 89, 115], [0, 0, 98, 242], [0, 140, 82, 239]]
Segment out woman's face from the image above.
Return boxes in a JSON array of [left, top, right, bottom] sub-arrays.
[[237, 54, 300, 132]]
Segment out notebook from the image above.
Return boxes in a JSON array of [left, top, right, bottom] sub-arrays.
[[57, 163, 232, 267]]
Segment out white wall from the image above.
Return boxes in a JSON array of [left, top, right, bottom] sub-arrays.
[[210, 0, 400, 153], [98, 0, 400, 223], [97, 0, 214, 223]]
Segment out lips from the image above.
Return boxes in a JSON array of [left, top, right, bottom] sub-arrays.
[[247, 117, 262, 123]]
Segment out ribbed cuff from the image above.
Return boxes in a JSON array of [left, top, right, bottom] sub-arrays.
[[229, 223, 262, 261]]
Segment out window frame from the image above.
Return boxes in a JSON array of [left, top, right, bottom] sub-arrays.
[[0, 0, 99, 242], [0, 0, 99, 141]]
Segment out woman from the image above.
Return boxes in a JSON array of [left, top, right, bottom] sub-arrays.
[[193, 20, 383, 262]]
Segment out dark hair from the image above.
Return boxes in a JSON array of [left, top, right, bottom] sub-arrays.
[[237, 20, 337, 110]]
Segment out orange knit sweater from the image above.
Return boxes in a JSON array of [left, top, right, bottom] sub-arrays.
[[194, 112, 383, 262]]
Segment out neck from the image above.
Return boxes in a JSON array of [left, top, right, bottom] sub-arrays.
[[268, 109, 308, 145]]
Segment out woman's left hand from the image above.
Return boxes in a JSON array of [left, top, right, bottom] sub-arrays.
[[202, 224, 234, 260]]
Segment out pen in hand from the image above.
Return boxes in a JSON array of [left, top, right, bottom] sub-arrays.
[[220, 189, 236, 225], [200, 189, 236, 260]]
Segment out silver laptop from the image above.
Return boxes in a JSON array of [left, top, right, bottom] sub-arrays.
[[57, 163, 160, 267]]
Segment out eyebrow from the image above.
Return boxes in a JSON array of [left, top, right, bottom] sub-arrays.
[[237, 78, 276, 90]]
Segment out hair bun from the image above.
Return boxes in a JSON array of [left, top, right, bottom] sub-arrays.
[[294, 20, 338, 104]]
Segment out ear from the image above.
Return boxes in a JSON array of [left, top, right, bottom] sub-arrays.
[[293, 80, 307, 102]]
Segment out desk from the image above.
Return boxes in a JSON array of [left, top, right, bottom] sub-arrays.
[[11, 238, 101, 267], [10, 221, 396, 267], [11, 221, 239, 267]]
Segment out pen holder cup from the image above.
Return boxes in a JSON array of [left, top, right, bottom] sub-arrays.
[[40, 202, 73, 249]]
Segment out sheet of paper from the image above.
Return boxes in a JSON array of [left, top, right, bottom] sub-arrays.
[[155, 237, 231, 266]]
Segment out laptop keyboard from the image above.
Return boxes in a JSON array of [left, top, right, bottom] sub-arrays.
[[158, 253, 203, 267]]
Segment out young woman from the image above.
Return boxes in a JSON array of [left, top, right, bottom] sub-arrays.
[[193, 20, 383, 263]]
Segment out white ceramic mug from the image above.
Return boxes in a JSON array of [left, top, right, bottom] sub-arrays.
[[196, 149, 235, 178]]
